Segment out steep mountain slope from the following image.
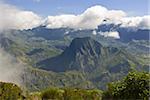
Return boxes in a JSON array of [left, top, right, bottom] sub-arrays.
[[22, 67, 94, 91], [0, 34, 14, 49], [37, 37, 141, 73]]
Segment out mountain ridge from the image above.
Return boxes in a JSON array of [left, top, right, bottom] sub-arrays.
[[37, 37, 138, 73]]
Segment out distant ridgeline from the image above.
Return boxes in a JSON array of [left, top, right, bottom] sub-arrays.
[[97, 23, 149, 42]]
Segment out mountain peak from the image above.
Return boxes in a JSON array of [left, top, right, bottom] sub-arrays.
[[37, 37, 121, 72], [71, 37, 97, 46], [64, 37, 102, 57]]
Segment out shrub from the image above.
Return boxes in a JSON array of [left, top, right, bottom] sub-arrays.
[[41, 88, 64, 100], [0, 82, 25, 100], [41, 87, 102, 100]]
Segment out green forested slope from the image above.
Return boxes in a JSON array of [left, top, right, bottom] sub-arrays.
[[0, 71, 149, 100], [0, 32, 149, 91]]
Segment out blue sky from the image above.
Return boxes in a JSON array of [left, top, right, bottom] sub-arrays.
[[5, 0, 149, 17]]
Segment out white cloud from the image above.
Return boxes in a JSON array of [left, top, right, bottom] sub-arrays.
[[92, 30, 97, 35], [45, 15, 77, 29], [45, 5, 150, 30], [45, 5, 126, 29], [0, 2, 149, 31], [0, 3, 42, 31], [99, 31, 120, 39], [120, 15, 150, 29]]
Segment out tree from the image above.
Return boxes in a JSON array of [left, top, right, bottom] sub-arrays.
[[102, 71, 150, 100]]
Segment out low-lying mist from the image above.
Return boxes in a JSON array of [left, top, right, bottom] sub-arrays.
[[0, 48, 24, 86]]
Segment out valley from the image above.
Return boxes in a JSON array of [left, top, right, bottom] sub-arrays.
[[0, 26, 149, 91]]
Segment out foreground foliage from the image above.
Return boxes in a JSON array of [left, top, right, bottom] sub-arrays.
[[0, 82, 25, 100], [41, 88, 102, 100], [102, 71, 150, 100]]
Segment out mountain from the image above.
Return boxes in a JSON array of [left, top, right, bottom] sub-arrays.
[[22, 25, 150, 43], [0, 34, 14, 49], [1, 28, 149, 91], [35, 37, 149, 90], [118, 28, 149, 42], [37, 37, 142, 73], [97, 23, 150, 42], [27, 26, 70, 40]]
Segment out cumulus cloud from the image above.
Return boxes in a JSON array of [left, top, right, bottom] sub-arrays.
[[0, 3, 42, 31], [99, 31, 120, 39], [45, 15, 77, 29], [120, 15, 150, 29], [45, 5, 150, 30], [45, 5, 126, 29], [0, 2, 149, 32]]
